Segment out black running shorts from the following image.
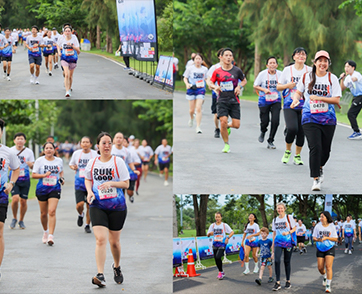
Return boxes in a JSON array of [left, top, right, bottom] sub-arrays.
[[316, 246, 335, 258], [217, 101, 240, 120], [90, 206, 127, 231], [127, 180, 135, 191], [211, 97, 217, 114], [75, 189, 87, 204], [1, 56, 12, 62], [36, 190, 61, 201], [297, 236, 305, 244], [0, 204, 7, 223], [28, 55, 42, 66], [11, 180, 31, 199], [159, 162, 170, 171]]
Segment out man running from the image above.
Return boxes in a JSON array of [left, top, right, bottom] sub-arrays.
[[2, 28, 14, 81], [25, 25, 44, 84], [9, 133, 35, 229], [154, 139, 172, 186], [51, 28, 60, 69], [139, 139, 153, 181], [209, 48, 247, 153], [0, 26, 9, 72]]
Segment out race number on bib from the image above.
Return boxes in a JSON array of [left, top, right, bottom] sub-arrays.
[[310, 100, 328, 114], [162, 157, 168, 162], [98, 187, 117, 200], [265, 93, 279, 102], [19, 169, 25, 177], [196, 80, 205, 88], [79, 169, 85, 178], [220, 81, 233, 91], [65, 49, 74, 56], [214, 234, 223, 242], [32, 47, 39, 52], [43, 176, 57, 186]]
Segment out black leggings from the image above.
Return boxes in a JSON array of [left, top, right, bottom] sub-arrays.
[[124, 56, 130, 68], [259, 102, 281, 143], [347, 95, 362, 132], [274, 246, 293, 282], [213, 247, 225, 272], [302, 123, 336, 178], [283, 108, 304, 147]]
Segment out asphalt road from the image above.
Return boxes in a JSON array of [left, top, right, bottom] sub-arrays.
[[0, 47, 171, 99], [173, 243, 362, 293], [1, 163, 172, 293], [173, 92, 362, 194]]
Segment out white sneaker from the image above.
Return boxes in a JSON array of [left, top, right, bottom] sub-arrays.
[[3, 72, 6, 79], [319, 168, 324, 183], [6, 76, 10, 81], [243, 269, 250, 275], [312, 178, 321, 191], [344, 249, 348, 254], [35, 77, 40, 85], [253, 266, 259, 273], [65, 91, 71, 98], [323, 277, 327, 286], [49, 71, 52, 76], [348, 250, 352, 255], [196, 127, 202, 134], [30, 75, 34, 84], [325, 284, 331, 293], [159, 173, 163, 178], [164, 180, 169, 186], [188, 119, 194, 127]]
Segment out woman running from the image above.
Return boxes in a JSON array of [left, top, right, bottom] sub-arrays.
[[291, 50, 341, 191], [183, 53, 208, 134], [57, 25, 80, 97], [312, 211, 338, 293], [241, 213, 260, 274], [342, 214, 356, 255], [207, 212, 234, 280], [32, 142, 64, 246], [272, 202, 297, 291], [254, 56, 282, 149], [85, 132, 130, 287], [277, 47, 312, 165], [43, 30, 54, 76], [2, 28, 13, 81], [140, 139, 153, 181]]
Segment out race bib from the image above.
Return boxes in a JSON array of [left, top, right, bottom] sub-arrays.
[[19, 169, 25, 177], [43, 175, 57, 186], [65, 49, 74, 56], [79, 168, 85, 178], [220, 81, 233, 91], [310, 100, 328, 114], [265, 92, 279, 102], [98, 186, 117, 200], [214, 234, 223, 242], [196, 80, 205, 88], [162, 157, 168, 162], [32, 47, 39, 52]]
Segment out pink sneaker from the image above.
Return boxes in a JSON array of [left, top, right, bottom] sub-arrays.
[[42, 232, 48, 244], [47, 235, 54, 246], [221, 272, 225, 278], [217, 272, 223, 280]]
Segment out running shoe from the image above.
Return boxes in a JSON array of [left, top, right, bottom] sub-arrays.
[[65, 91, 71, 98], [77, 214, 84, 227], [348, 250, 352, 255], [35, 78, 40, 85], [300, 250, 303, 255], [214, 128, 220, 138], [6, 76, 11, 81], [221, 272, 225, 278], [272, 282, 281, 291], [222, 143, 230, 153], [267, 142, 276, 149], [130, 196, 134, 203], [135, 191, 139, 195], [323, 277, 327, 286], [320, 168, 324, 183], [285, 281, 291, 289], [84, 224, 91, 233], [293, 154, 304, 165], [255, 278, 262, 285], [227, 127, 231, 136], [42, 232, 48, 244], [45, 68, 49, 74], [164, 180, 169, 186], [3, 72, 6, 79], [217, 272, 223, 279], [188, 119, 194, 127], [112, 263, 124, 284], [47, 235, 54, 246], [92, 273, 106, 287], [258, 132, 265, 143], [344, 249, 348, 254], [253, 266, 259, 273], [18, 221, 26, 229], [347, 132, 362, 140], [9, 218, 17, 229], [312, 178, 321, 191], [196, 127, 202, 134], [303, 247, 307, 253], [268, 277, 274, 283], [243, 269, 250, 275], [49, 71, 52, 76], [30, 75, 34, 84], [325, 284, 331, 293], [54, 63, 58, 69], [281, 150, 291, 164]]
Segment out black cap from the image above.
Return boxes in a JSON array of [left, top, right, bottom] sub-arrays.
[[292, 47, 307, 58], [52, 27, 57, 30]]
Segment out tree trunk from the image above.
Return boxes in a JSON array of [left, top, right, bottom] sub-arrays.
[[254, 43, 261, 86], [96, 25, 101, 50], [173, 195, 178, 237], [193, 195, 209, 236], [283, 48, 289, 66], [252, 195, 267, 227], [107, 32, 113, 54]]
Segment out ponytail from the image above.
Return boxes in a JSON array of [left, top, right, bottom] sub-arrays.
[[308, 65, 317, 94]]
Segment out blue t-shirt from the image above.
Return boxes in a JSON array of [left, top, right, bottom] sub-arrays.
[[0, 145, 20, 204], [33, 156, 63, 196], [313, 222, 338, 252], [258, 238, 272, 258], [183, 65, 208, 96], [272, 215, 296, 248], [343, 71, 362, 97]]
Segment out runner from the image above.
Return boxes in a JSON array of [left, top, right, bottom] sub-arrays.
[[334, 220, 341, 246], [206, 48, 223, 138], [207, 212, 234, 280], [241, 213, 260, 274], [358, 218, 362, 243], [69, 136, 97, 233], [42, 30, 54, 76], [310, 221, 316, 247], [277, 47, 312, 165], [154, 139, 172, 186], [11, 29, 18, 53], [139, 139, 153, 181], [255, 227, 274, 286], [312, 211, 338, 293], [339, 60, 362, 139], [18, 28, 23, 46], [129, 139, 143, 195], [2, 28, 14, 81], [272, 202, 297, 291], [183, 53, 208, 134], [0, 26, 9, 75], [51, 27, 60, 69], [57, 25, 80, 97], [172, 52, 179, 90], [296, 219, 307, 254], [61, 140, 73, 162], [9, 133, 35, 229], [0, 119, 20, 281], [209, 48, 247, 153], [291, 50, 341, 191], [116, 43, 130, 70], [25, 25, 44, 85], [342, 214, 356, 255], [123, 137, 141, 201], [254, 56, 282, 149], [32, 142, 64, 246], [186, 53, 196, 68], [85, 132, 129, 287]]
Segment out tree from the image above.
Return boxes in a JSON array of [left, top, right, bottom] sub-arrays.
[[193, 195, 209, 236]]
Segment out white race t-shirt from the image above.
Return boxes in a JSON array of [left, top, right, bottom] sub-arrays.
[[111, 145, 132, 164], [296, 223, 307, 236], [183, 65, 208, 87], [10, 146, 35, 180], [279, 64, 312, 85], [57, 35, 80, 50], [343, 71, 362, 96]]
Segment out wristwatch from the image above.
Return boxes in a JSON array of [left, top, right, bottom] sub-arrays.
[[9, 181, 15, 186]]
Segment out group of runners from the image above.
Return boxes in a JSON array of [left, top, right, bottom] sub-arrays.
[[182, 47, 362, 191], [206, 202, 360, 292], [0, 23, 80, 97], [0, 118, 171, 286]]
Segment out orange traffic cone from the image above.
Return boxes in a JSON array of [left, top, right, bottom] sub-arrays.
[[174, 265, 188, 277], [186, 248, 200, 277]]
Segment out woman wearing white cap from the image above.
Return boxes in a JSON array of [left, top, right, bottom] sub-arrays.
[[291, 50, 341, 191]]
